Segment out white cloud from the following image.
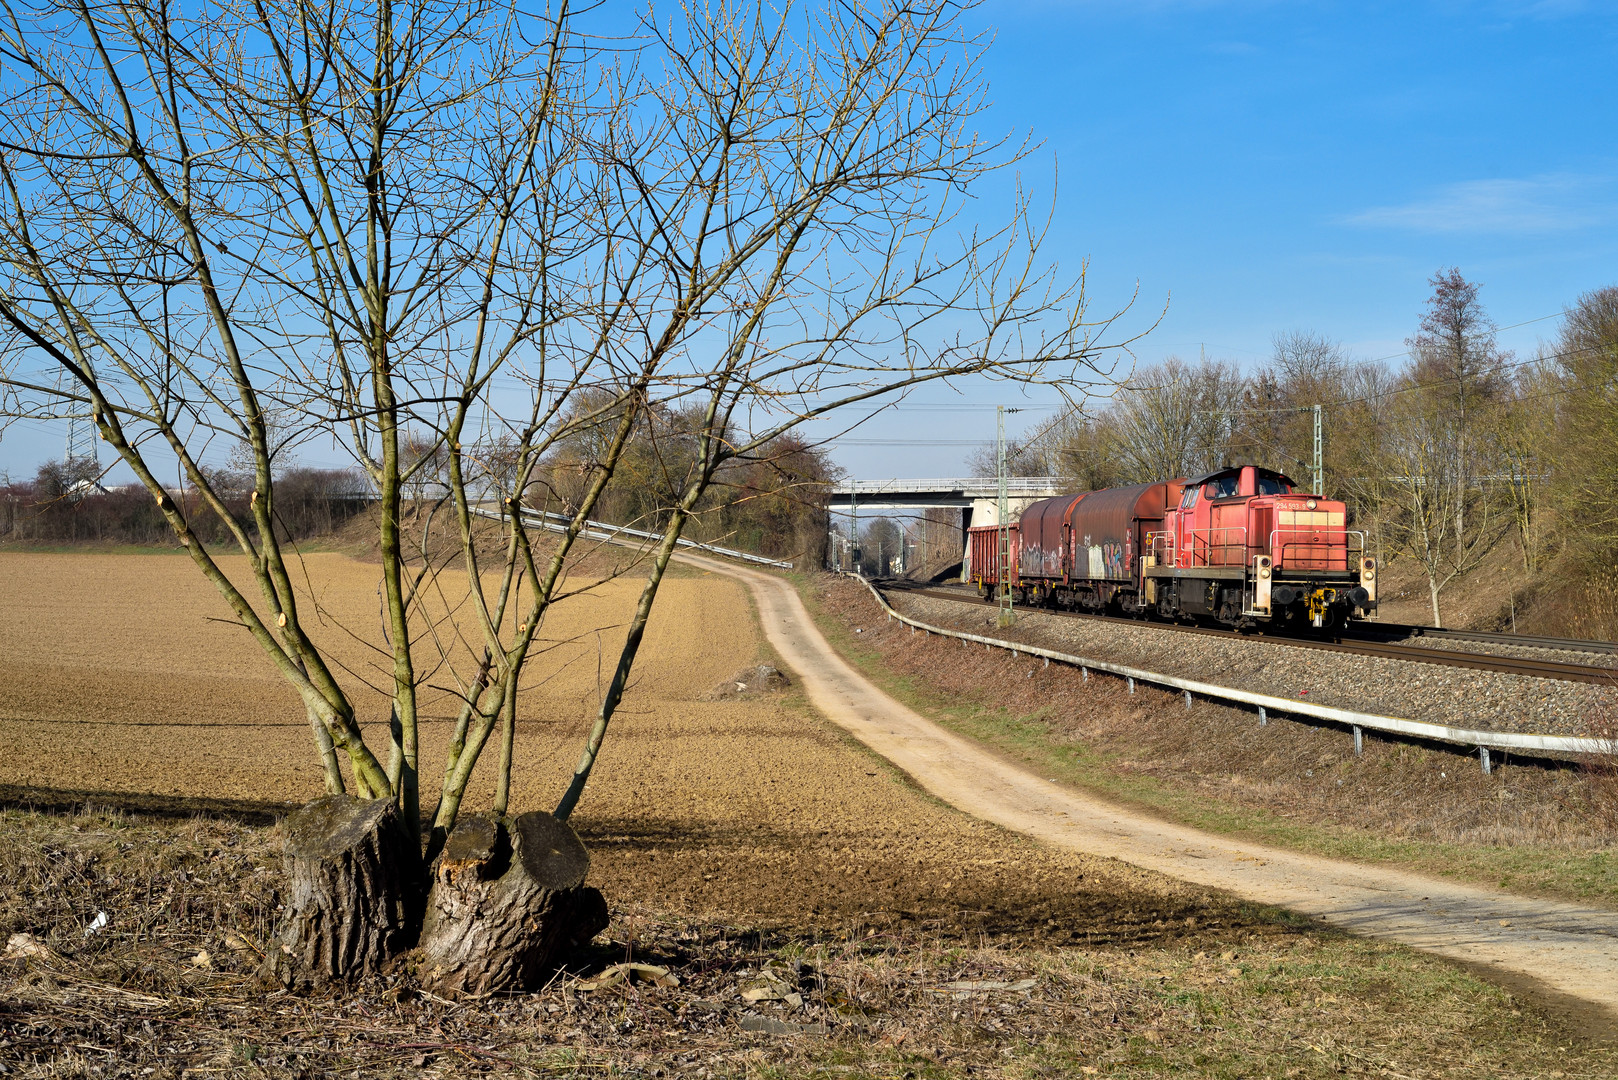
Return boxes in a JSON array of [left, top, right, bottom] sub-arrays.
[[1344, 175, 1614, 234]]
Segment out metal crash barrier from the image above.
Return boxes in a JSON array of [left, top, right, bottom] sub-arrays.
[[848, 574, 1610, 774]]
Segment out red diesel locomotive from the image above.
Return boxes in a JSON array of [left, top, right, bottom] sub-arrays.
[[967, 464, 1376, 628]]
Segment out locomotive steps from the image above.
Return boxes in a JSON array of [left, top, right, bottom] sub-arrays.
[[676, 553, 1618, 1031]]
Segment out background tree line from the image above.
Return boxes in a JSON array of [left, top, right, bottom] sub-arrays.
[[6, 393, 840, 562], [522, 391, 841, 565], [998, 273, 1618, 632], [0, 461, 371, 546]]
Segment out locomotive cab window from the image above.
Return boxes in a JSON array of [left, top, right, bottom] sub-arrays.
[[1206, 475, 1239, 500], [1256, 475, 1289, 496], [1180, 487, 1199, 509]]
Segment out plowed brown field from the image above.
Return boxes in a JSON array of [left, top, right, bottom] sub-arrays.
[[0, 552, 1233, 944]]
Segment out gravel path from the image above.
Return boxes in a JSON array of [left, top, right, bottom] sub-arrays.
[[889, 592, 1614, 738]]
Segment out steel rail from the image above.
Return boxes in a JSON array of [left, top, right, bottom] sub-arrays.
[[897, 584, 1617, 686], [852, 576, 1611, 769], [1347, 623, 1618, 656]]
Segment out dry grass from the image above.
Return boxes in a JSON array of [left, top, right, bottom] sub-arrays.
[[2, 806, 1612, 1079], [1520, 567, 1618, 643], [1581, 691, 1618, 834]]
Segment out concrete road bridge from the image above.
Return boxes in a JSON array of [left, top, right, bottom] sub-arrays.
[[827, 476, 1069, 528], [826, 477, 1072, 575]]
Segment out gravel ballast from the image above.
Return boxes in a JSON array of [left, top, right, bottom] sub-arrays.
[[1396, 633, 1618, 666], [885, 591, 1615, 738]]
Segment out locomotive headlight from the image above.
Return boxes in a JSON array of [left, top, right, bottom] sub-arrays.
[[1259, 566, 1270, 579], [1306, 498, 1318, 509]]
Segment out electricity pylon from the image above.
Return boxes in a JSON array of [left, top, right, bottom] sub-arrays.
[[56, 369, 100, 469]]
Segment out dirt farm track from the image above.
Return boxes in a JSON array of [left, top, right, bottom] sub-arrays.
[[0, 551, 1215, 942]]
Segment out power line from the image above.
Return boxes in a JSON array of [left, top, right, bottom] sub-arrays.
[[1358, 308, 1571, 367], [1227, 336, 1608, 416], [827, 438, 994, 446]]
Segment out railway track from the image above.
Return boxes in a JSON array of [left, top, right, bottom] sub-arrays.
[[1343, 622, 1618, 656], [880, 581, 1618, 686]]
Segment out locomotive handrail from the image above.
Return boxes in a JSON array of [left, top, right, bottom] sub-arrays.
[[1147, 530, 1169, 565], [1179, 525, 1248, 568], [1150, 526, 1248, 569], [847, 573, 1611, 766], [1268, 528, 1352, 572]]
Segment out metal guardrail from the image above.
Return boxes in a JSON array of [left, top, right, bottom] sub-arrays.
[[469, 505, 794, 569], [848, 574, 1611, 772]]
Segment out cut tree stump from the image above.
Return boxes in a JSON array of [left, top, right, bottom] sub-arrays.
[[417, 811, 608, 995], [267, 795, 421, 987]]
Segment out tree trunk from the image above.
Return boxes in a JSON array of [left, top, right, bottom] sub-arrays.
[[417, 812, 608, 995], [1428, 572, 1443, 628], [267, 795, 422, 987]]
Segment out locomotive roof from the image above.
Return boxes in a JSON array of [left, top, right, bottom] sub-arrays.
[[1184, 465, 1296, 488]]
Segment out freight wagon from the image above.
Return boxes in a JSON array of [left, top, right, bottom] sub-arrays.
[[967, 465, 1375, 629]]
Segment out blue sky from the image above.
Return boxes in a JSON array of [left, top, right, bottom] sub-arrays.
[[816, 0, 1618, 477], [3, 1, 1613, 483], [990, 1, 1616, 354]]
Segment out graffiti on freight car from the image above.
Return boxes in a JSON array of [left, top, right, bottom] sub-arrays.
[[1103, 541, 1126, 579], [1078, 535, 1127, 578]]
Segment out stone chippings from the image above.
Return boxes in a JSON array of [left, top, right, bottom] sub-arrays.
[[892, 593, 1616, 739], [1400, 634, 1618, 668]]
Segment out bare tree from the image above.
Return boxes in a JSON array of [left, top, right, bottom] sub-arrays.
[[966, 435, 1048, 478], [538, 0, 1126, 822], [1231, 331, 1347, 488], [1380, 376, 1505, 627], [1552, 287, 1618, 559], [1331, 360, 1400, 563], [1020, 408, 1129, 490], [1406, 269, 1509, 561], [0, 0, 1122, 988], [1104, 356, 1245, 483], [1270, 329, 1345, 386], [1491, 360, 1558, 574]]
